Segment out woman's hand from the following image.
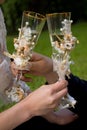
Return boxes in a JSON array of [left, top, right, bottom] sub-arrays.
[[43, 108, 78, 125], [11, 52, 58, 84], [22, 80, 68, 116]]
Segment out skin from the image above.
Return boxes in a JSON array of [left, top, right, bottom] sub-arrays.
[[11, 52, 78, 125], [11, 52, 58, 83], [0, 80, 67, 130], [0, 0, 5, 4]]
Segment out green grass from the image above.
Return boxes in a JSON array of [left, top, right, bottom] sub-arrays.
[[70, 22, 87, 79], [0, 21, 87, 111]]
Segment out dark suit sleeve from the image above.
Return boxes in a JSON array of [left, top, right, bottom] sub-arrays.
[[66, 74, 87, 117]]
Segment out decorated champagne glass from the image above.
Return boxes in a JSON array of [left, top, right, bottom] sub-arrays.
[[46, 12, 78, 110], [4, 11, 46, 102], [10, 11, 46, 70]]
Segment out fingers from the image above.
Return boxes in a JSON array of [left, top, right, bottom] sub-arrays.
[[11, 61, 33, 82], [54, 81, 68, 107], [43, 80, 68, 109], [55, 87, 68, 99], [50, 80, 68, 93]]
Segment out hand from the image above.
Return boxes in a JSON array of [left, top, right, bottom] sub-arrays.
[[10, 61, 33, 82], [22, 80, 68, 116], [11, 52, 58, 83], [43, 108, 78, 125]]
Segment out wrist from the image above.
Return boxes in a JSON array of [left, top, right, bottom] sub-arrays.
[[16, 100, 34, 123]]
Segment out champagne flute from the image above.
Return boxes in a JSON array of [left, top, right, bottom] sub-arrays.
[[14, 11, 46, 70], [5, 11, 46, 78], [4, 11, 46, 102], [46, 12, 78, 110]]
